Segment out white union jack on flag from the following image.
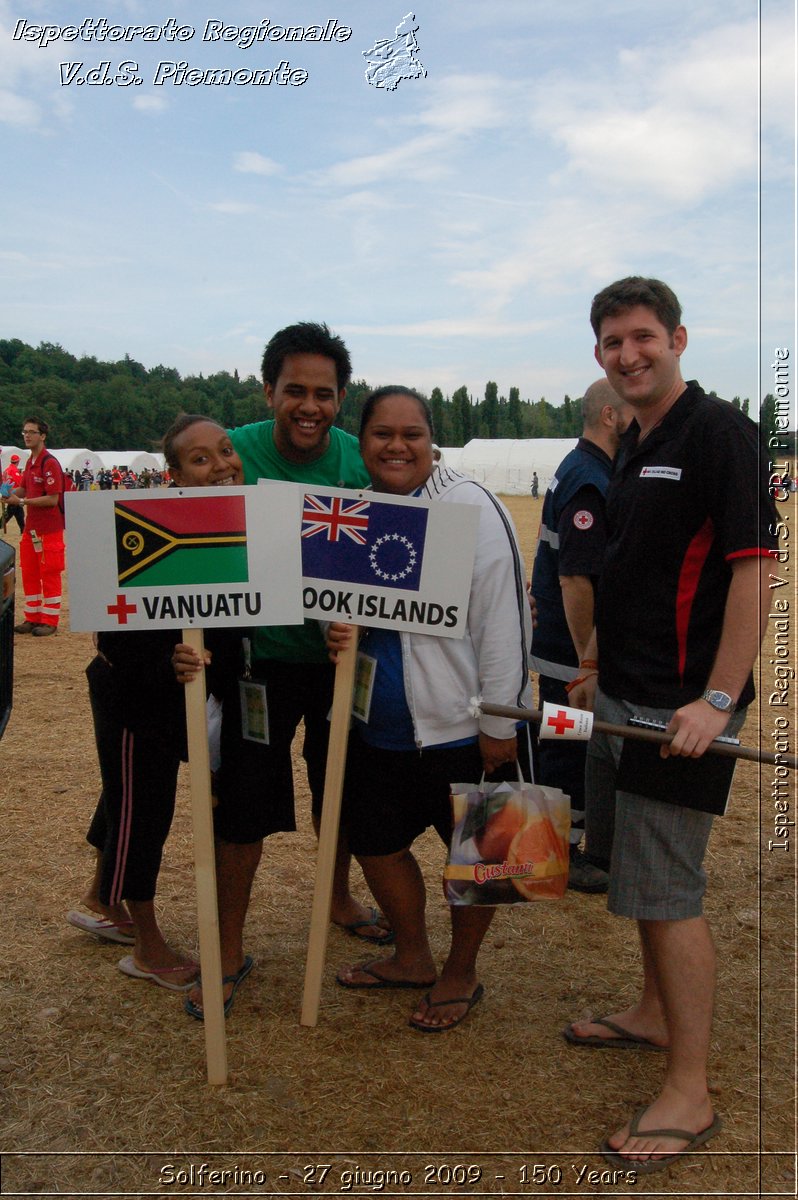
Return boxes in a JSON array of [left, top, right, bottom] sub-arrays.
[[301, 495, 370, 544], [300, 492, 428, 591]]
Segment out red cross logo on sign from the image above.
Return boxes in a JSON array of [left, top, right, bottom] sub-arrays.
[[573, 510, 594, 530], [107, 594, 138, 625], [546, 708, 576, 736]]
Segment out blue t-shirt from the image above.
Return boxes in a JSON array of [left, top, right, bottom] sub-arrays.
[[354, 482, 478, 753], [356, 626, 477, 752], [356, 627, 415, 750]]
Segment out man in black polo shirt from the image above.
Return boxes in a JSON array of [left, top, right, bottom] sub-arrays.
[[563, 277, 777, 1173]]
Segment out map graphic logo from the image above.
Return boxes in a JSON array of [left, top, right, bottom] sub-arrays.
[[363, 12, 426, 90]]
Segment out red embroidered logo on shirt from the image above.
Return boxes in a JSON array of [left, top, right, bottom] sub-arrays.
[[573, 510, 594, 530]]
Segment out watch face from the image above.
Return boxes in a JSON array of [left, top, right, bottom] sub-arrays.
[[705, 689, 733, 711]]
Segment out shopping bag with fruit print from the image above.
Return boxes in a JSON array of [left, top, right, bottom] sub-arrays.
[[443, 772, 570, 905]]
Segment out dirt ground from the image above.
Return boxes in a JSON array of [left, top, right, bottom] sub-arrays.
[[0, 495, 795, 1200]]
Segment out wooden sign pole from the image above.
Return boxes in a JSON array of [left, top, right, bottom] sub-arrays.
[[300, 634, 359, 1027], [183, 627, 228, 1085]]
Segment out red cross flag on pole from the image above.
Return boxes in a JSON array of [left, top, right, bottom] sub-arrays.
[[539, 700, 594, 740]]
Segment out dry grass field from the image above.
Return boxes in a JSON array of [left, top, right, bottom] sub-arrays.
[[0, 494, 795, 1199]]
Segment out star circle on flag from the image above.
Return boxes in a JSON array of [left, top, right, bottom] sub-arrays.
[[369, 533, 417, 581], [573, 509, 594, 530]]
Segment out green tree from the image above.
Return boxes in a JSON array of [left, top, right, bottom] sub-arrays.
[[148, 364, 182, 386], [759, 393, 777, 432], [570, 396, 583, 434], [452, 386, 471, 446], [337, 378, 370, 436], [118, 354, 147, 381], [450, 387, 464, 445], [481, 381, 499, 438], [29, 377, 76, 429], [430, 387, 445, 444], [531, 397, 554, 437], [75, 355, 113, 384], [561, 394, 582, 436], [507, 386, 523, 437], [561, 394, 573, 435], [0, 338, 28, 369]]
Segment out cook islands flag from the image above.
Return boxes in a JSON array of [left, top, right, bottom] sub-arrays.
[[301, 494, 428, 591], [115, 496, 248, 587]]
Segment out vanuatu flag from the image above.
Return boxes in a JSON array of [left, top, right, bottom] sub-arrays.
[[114, 496, 248, 588]]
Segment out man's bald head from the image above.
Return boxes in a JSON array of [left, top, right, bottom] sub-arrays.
[[581, 379, 626, 431]]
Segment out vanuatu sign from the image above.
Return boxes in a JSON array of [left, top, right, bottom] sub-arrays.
[[66, 485, 303, 631], [296, 486, 479, 637]]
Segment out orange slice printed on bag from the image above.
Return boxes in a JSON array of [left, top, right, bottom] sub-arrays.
[[507, 815, 568, 900], [473, 799, 526, 863]]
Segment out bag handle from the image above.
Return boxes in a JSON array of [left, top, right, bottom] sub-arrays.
[[479, 761, 528, 787]]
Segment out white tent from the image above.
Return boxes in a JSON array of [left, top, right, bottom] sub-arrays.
[[94, 450, 164, 472], [436, 446, 463, 472], [6, 438, 573, 493], [48, 448, 104, 474], [451, 438, 578, 495], [2, 446, 165, 477]]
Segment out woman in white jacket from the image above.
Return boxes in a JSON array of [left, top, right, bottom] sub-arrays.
[[332, 386, 533, 1031]]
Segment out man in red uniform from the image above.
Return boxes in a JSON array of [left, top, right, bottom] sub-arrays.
[[2, 454, 25, 533], [4, 417, 65, 635]]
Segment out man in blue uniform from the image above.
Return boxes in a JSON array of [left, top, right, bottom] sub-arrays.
[[530, 379, 629, 891]]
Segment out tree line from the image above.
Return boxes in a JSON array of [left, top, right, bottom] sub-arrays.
[[0, 337, 774, 453]]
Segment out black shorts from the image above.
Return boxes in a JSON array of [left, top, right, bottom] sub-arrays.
[[213, 659, 334, 844], [343, 729, 533, 857]]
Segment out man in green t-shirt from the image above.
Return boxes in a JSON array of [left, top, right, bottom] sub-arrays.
[[184, 322, 391, 1019]]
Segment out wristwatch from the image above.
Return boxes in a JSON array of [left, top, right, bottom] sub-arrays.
[[702, 688, 734, 712]]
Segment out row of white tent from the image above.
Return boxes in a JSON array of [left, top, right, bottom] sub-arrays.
[[1, 447, 165, 475], [1, 437, 579, 495], [437, 438, 577, 495]]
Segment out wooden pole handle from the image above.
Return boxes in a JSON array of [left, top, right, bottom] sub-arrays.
[[183, 627, 227, 1084], [300, 634, 359, 1027]]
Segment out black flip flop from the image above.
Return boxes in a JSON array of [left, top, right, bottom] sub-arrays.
[[336, 963, 435, 990], [409, 983, 485, 1032], [562, 1016, 667, 1051], [600, 1107, 722, 1174], [333, 907, 396, 945], [184, 954, 254, 1020]]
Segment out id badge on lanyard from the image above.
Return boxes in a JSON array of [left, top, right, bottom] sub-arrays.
[[353, 651, 377, 723], [238, 637, 269, 744]]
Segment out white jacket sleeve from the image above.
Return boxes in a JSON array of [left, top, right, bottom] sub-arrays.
[[460, 485, 532, 740]]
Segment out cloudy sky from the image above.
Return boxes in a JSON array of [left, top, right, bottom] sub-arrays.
[[1, 0, 794, 410]]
